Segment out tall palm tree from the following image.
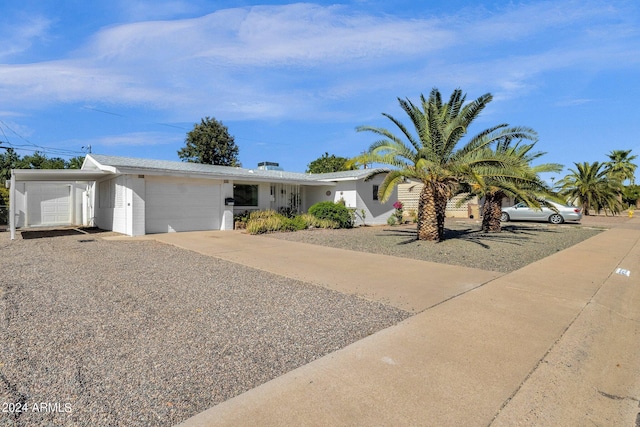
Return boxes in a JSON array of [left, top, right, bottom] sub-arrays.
[[558, 162, 623, 215], [463, 138, 562, 232], [605, 149, 637, 185], [350, 88, 538, 241]]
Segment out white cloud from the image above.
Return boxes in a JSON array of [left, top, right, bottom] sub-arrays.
[[0, 1, 637, 122], [0, 15, 51, 59]]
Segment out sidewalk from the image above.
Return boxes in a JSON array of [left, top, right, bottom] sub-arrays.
[[160, 219, 640, 426]]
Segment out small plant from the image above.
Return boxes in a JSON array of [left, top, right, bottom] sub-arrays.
[[387, 215, 397, 226], [408, 209, 417, 223], [233, 210, 251, 229], [359, 209, 367, 226], [393, 201, 404, 223]]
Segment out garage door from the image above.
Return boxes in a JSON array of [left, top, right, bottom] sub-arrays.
[[27, 184, 71, 226], [145, 179, 221, 234]]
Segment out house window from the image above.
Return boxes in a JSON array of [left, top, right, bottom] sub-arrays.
[[234, 184, 259, 206], [373, 184, 379, 201]]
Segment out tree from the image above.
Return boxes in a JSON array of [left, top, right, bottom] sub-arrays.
[[178, 116, 239, 166], [66, 156, 85, 169], [16, 151, 68, 169], [0, 148, 19, 184], [350, 88, 538, 241], [622, 184, 640, 208], [558, 162, 623, 215], [306, 152, 355, 173], [463, 138, 562, 232], [605, 149, 637, 185]]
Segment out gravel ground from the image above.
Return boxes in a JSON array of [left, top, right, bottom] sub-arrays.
[[0, 232, 409, 426], [264, 217, 623, 273]]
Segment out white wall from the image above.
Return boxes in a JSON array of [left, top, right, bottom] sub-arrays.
[[333, 183, 357, 208], [304, 185, 336, 209], [355, 175, 396, 225], [303, 176, 396, 226]]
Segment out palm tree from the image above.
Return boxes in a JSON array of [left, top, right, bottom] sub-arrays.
[[463, 138, 562, 232], [350, 88, 538, 241], [605, 149, 637, 185], [558, 162, 623, 215]]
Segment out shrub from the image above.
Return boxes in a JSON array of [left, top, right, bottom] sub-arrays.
[[387, 215, 397, 226], [299, 213, 339, 229], [308, 201, 354, 228], [246, 210, 293, 234], [245, 209, 343, 234]]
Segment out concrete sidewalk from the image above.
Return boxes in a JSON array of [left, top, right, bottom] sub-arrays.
[[130, 220, 640, 426]]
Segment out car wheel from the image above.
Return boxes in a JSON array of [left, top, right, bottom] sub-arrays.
[[549, 214, 564, 224], [500, 212, 510, 222]]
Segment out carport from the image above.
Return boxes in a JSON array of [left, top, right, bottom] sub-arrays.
[[8, 169, 111, 240]]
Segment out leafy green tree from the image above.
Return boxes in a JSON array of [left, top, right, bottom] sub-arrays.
[[66, 156, 85, 169], [17, 151, 67, 169], [558, 162, 623, 215], [0, 148, 19, 184], [178, 116, 239, 166], [306, 152, 355, 173], [463, 137, 562, 232], [622, 184, 640, 208], [605, 149, 637, 184], [350, 88, 537, 241]]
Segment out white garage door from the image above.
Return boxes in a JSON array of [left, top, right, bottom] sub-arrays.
[[27, 184, 71, 226], [145, 179, 221, 234]]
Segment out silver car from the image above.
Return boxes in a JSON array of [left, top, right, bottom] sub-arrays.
[[500, 201, 582, 224]]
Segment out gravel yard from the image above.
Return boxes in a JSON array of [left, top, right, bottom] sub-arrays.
[[0, 232, 409, 426], [264, 218, 617, 273]]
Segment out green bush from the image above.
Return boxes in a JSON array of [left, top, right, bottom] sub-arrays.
[[299, 213, 339, 229], [308, 201, 354, 228], [245, 210, 342, 234], [245, 210, 308, 234]]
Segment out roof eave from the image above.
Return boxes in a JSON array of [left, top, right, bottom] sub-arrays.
[[11, 169, 112, 182]]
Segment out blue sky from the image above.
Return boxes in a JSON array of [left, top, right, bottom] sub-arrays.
[[1, 1, 639, 180]]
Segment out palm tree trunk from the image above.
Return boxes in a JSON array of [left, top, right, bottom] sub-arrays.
[[417, 182, 440, 241], [482, 193, 503, 232], [435, 189, 448, 240]]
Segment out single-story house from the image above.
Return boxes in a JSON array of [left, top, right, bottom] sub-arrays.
[[8, 154, 398, 239]]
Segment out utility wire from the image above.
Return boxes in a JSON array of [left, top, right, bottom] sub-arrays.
[[0, 121, 85, 157]]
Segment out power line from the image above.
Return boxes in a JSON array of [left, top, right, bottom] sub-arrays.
[[0, 121, 85, 158]]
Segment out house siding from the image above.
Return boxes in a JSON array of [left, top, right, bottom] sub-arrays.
[[355, 175, 396, 225]]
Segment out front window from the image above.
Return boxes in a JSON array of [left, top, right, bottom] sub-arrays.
[[373, 184, 379, 201], [234, 184, 258, 206]]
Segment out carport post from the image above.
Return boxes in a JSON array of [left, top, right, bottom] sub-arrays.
[[9, 171, 15, 240]]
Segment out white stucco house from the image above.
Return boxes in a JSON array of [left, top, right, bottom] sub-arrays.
[[8, 154, 398, 239]]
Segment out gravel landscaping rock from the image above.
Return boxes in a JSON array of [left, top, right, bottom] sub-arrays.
[[265, 219, 608, 273], [0, 233, 409, 426]]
